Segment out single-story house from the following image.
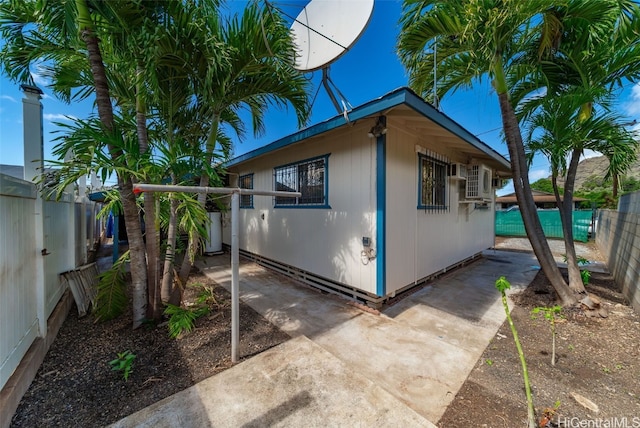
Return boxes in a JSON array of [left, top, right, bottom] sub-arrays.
[[221, 87, 511, 305], [496, 190, 587, 210]]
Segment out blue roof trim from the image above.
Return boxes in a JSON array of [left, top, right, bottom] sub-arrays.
[[226, 87, 510, 171], [226, 89, 408, 167], [401, 90, 510, 170]]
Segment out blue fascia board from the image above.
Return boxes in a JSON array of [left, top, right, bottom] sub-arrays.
[[226, 89, 409, 167], [225, 87, 510, 172]]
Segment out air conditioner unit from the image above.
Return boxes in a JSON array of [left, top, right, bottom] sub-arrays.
[[448, 163, 468, 180], [466, 164, 493, 199]]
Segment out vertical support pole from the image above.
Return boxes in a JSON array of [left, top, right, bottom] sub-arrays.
[[64, 150, 77, 268], [22, 84, 47, 337], [231, 192, 240, 363], [78, 165, 87, 266], [112, 215, 119, 264]]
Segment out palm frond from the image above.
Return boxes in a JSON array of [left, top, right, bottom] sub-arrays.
[[94, 250, 130, 322]]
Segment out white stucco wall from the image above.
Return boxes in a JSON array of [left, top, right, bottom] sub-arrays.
[[223, 121, 379, 294], [384, 125, 495, 295], [223, 119, 497, 298]]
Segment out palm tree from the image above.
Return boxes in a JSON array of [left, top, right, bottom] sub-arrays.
[[0, 0, 150, 327], [176, 3, 311, 287], [522, 93, 638, 292], [518, 0, 640, 292], [398, 0, 578, 307]]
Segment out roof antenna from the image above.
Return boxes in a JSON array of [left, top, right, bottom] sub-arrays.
[[433, 37, 440, 111]]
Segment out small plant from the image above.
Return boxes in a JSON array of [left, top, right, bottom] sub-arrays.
[[164, 304, 209, 338], [193, 283, 218, 307], [602, 366, 611, 374], [539, 401, 561, 427], [531, 305, 562, 366], [495, 276, 536, 428], [568, 344, 575, 351], [109, 350, 136, 381], [562, 254, 590, 266], [581, 270, 591, 285], [485, 358, 494, 366]]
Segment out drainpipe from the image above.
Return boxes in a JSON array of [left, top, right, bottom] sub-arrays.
[[22, 84, 47, 337]]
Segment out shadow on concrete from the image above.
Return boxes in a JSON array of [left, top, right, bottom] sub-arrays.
[[240, 391, 313, 428]]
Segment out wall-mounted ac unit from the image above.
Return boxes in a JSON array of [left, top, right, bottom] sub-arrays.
[[448, 163, 468, 180], [466, 164, 493, 199]]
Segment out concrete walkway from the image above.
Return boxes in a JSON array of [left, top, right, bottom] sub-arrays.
[[110, 249, 539, 428]]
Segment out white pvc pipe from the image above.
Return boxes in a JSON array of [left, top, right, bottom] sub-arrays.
[[231, 192, 240, 363], [133, 183, 300, 363], [134, 183, 300, 198]]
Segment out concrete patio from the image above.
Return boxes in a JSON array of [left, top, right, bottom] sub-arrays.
[[110, 249, 540, 427]]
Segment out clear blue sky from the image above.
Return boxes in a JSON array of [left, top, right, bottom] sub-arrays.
[[1, 0, 638, 194]]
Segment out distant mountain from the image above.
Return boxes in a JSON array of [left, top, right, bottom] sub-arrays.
[[554, 155, 640, 190]]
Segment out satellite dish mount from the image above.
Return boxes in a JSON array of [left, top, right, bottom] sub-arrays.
[[290, 0, 374, 116]]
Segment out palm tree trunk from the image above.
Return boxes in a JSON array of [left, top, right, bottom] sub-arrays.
[[162, 191, 179, 304], [77, 0, 147, 328], [561, 149, 586, 293], [135, 65, 162, 320], [178, 114, 221, 288], [496, 91, 577, 306]]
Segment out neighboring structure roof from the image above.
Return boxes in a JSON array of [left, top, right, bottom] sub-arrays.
[[0, 164, 25, 180], [496, 190, 586, 204], [226, 87, 511, 175]]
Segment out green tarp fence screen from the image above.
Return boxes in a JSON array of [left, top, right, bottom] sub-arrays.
[[495, 210, 593, 242]]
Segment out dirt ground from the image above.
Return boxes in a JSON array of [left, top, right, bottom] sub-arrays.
[[9, 239, 640, 427], [10, 271, 289, 427], [439, 268, 640, 427]]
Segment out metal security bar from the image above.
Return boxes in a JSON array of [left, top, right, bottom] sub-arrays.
[[419, 154, 448, 212], [274, 157, 326, 206]]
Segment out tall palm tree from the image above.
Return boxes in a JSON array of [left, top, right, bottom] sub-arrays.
[[522, 93, 638, 292], [518, 0, 640, 292], [0, 0, 150, 327], [176, 3, 311, 286], [398, 0, 578, 307]]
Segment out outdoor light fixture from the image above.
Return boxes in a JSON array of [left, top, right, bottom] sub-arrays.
[[368, 115, 387, 138]]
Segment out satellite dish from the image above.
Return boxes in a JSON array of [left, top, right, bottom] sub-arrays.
[[290, 0, 374, 115], [291, 0, 374, 72]]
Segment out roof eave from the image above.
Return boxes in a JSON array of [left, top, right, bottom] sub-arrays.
[[226, 87, 510, 172]]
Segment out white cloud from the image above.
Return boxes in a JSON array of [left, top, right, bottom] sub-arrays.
[[625, 83, 640, 116], [43, 113, 77, 122], [528, 168, 549, 182], [0, 95, 17, 103], [30, 71, 50, 87], [580, 149, 603, 161]]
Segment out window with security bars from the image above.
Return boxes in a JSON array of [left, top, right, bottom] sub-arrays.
[[239, 174, 253, 208], [274, 156, 328, 207], [418, 154, 448, 211]]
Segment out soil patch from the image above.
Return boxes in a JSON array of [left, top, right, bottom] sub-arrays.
[[10, 270, 289, 427], [439, 269, 640, 427]]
